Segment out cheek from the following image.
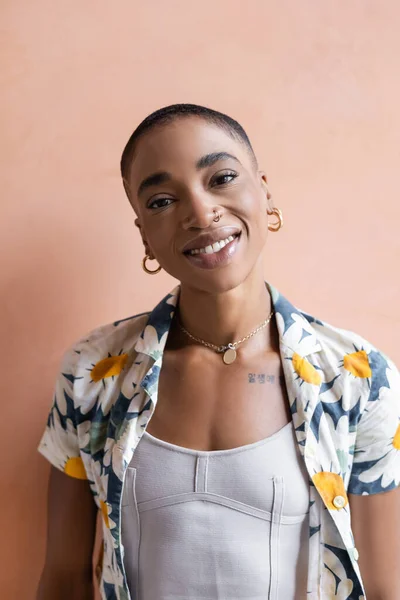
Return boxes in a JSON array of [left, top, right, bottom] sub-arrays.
[[236, 186, 268, 229], [234, 178, 266, 211], [244, 189, 269, 246], [142, 219, 175, 256]]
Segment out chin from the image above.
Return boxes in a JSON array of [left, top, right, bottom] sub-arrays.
[[179, 263, 261, 297]]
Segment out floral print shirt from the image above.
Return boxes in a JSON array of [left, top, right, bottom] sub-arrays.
[[38, 282, 400, 599]]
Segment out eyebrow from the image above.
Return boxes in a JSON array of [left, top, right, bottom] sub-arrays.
[[137, 151, 241, 197]]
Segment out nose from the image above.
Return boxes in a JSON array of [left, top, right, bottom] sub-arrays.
[[181, 192, 218, 230]]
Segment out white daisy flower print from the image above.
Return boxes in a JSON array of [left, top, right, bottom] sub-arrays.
[[120, 357, 152, 401], [323, 413, 356, 480], [77, 419, 91, 450], [357, 421, 400, 489], [135, 324, 169, 361], [349, 377, 400, 492], [90, 457, 109, 501], [72, 336, 130, 417], [38, 410, 86, 479], [323, 545, 354, 599], [103, 436, 128, 483]]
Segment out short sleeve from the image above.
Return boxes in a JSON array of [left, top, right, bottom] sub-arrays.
[[348, 352, 400, 495], [37, 346, 87, 480]]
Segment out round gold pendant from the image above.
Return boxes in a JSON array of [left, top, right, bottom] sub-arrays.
[[223, 347, 237, 365]]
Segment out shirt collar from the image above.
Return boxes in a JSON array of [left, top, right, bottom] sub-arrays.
[[134, 281, 322, 362]]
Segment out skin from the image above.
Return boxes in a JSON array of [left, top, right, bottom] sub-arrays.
[[126, 116, 292, 452], [125, 117, 277, 345], [126, 116, 400, 597], [349, 490, 400, 599], [36, 466, 97, 599], [37, 116, 400, 598]]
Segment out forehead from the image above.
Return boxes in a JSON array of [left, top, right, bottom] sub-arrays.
[[128, 117, 251, 183]]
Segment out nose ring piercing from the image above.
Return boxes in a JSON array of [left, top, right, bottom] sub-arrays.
[[213, 209, 221, 223]]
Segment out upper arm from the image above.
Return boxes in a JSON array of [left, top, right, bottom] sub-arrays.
[[43, 466, 98, 574], [37, 466, 98, 599], [347, 350, 400, 596], [37, 345, 98, 593], [349, 487, 400, 598], [37, 345, 88, 478], [348, 352, 400, 495]]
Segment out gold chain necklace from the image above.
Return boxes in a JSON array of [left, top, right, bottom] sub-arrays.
[[177, 310, 275, 365]]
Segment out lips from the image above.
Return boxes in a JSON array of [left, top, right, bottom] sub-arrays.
[[181, 227, 242, 254], [183, 232, 242, 270]]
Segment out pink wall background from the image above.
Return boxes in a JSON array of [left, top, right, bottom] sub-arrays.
[[2, 1, 399, 597]]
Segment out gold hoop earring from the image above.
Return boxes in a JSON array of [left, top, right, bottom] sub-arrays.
[[268, 208, 283, 232], [142, 255, 162, 275]]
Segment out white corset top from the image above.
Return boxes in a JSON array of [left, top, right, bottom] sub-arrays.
[[121, 420, 310, 600]]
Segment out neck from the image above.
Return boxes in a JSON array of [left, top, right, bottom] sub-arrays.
[[174, 269, 274, 355]]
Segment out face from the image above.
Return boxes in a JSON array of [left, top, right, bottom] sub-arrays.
[[125, 117, 275, 294]]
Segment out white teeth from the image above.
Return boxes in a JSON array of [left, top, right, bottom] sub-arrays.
[[188, 234, 238, 256]]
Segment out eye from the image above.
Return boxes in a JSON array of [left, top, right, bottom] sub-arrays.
[[147, 197, 175, 210], [211, 171, 238, 187]]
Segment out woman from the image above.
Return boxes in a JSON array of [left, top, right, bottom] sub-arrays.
[[37, 104, 400, 599]]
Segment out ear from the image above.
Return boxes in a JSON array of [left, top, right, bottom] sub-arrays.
[[134, 217, 154, 259], [259, 171, 275, 212]]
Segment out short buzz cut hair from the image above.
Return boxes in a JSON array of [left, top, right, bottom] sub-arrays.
[[120, 103, 258, 196]]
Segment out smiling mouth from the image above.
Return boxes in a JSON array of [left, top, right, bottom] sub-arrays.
[[183, 232, 242, 270], [184, 233, 241, 256]]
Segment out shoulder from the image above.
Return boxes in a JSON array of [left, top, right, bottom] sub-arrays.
[[301, 306, 397, 369], [55, 310, 155, 421], [55, 287, 179, 420], [298, 307, 399, 418], [59, 310, 151, 381]]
